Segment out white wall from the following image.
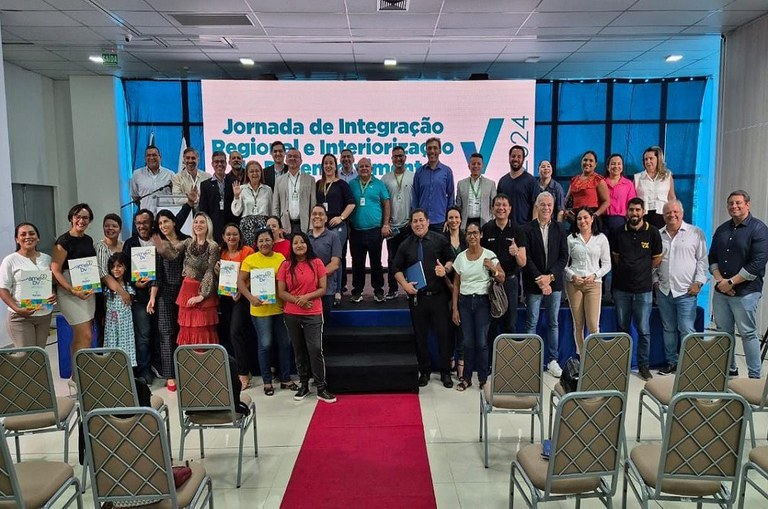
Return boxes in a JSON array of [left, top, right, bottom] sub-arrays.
[[717, 13, 768, 327]]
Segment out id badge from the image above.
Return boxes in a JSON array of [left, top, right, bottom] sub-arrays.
[[359, 197, 366, 207], [323, 202, 329, 211], [219, 199, 224, 210]]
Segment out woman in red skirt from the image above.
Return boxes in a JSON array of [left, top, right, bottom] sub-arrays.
[[155, 212, 221, 361]]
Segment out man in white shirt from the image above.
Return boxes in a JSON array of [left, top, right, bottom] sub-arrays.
[[129, 146, 175, 213], [339, 149, 357, 183], [654, 200, 708, 375], [171, 147, 210, 208], [455, 152, 495, 229], [272, 148, 315, 234]]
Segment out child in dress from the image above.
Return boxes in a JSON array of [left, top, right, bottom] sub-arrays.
[[103, 252, 137, 366]]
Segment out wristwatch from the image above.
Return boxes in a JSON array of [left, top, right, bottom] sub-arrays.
[[727, 278, 734, 286]]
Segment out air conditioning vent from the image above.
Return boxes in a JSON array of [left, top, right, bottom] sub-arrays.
[[170, 14, 254, 26], [378, 0, 408, 12]]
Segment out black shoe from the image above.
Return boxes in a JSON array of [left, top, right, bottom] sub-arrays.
[[441, 374, 453, 388], [317, 389, 337, 403], [373, 291, 385, 303], [657, 364, 677, 376], [418, 374, 429, 387], [350, 293, 363, 303], [729, 368, 739, 377], [280, 381, 300, 391], [639, 366, 653, 381], [294, 385, 310, 401], [385, 291, 398, 300]]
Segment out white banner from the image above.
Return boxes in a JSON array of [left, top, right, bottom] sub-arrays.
[[202, 80, 536, 184]]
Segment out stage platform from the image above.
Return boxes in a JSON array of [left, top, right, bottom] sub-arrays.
[[327, 291, 705, 372]]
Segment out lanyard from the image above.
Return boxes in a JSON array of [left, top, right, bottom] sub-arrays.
[[469, 177, 481, 200], [359, 179, 371, 195], [289, 174, 300, 195], [323, 179, 334, 199], [394, 172, 404, 194]]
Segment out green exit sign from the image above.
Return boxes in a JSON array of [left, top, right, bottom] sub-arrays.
[[102, 53, 118, 66]]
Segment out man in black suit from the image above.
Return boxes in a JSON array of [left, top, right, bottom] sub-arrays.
[[262, 140, 287, 191], [520, 191, 568, 378], [199, 150, 236, 240]]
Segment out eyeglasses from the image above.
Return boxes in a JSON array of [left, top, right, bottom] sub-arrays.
[[74, 214, 91, 222], [466, 231, 481, 237]]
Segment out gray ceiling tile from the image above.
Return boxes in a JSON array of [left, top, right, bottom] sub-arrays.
[[0, 0, 51, 9], [348, 13, 439, 29], [437, 13, 529, 29], [111, 11, 175, 27], [598, 25, 689, 35], [87, 0, 154, 10], [526, 11, 623, 28], [255, 12, 348, 28], [579, 39, 666, 52], [629, 0, 729, 10], [44, 0, 96, 9], [424, 53, 500, 63], [246, 0, 347, 13], [442, 0, 539, 13], [538, 0, 636, 11], [610, 11, 709, 26], [564, 51, 644, 62], [428, 41, 508, 54], [144, 0, 250, 12], [353, 42, 430, 55], [695, 10, 765, 27], [275, 42, 353, 54], [0, 11, 81, 27], [62, 10, 120, 27], [16, 26, 106, 42], [263, 28, 351, 36]]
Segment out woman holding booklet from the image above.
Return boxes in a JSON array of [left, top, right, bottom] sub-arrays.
[[217, 223, 254, 390], [238, 228, 297, 396], [51, 203, 98, 379], [0, 222, 56, 347], [94, 213, 123, 346]]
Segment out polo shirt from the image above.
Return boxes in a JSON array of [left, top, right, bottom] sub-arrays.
[[480, 219, 525, 275], [308, 228, 342, 295], [496, 171, 539, 225], [393, 231, 455, 294], [611, 222, 663, 293], [349, 176, 390, 230]]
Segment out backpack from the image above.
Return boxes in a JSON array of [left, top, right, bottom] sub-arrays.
[[559, 357, 581, 394], [489, 280, 509, 319]]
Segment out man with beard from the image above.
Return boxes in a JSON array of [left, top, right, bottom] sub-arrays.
[[199, 151, 237, 240], [339, 149, 357, 184], [130, 145, 175, 214], [496, 145, 539, 226], [612, 197, 663, 381], [411, 137, 454, 232], [381, 145, 413, 299], [308, 205, 342, 323], [171, 147, 210, 208], [455, 152, 495, 229], [272, 148, 315, 234], [228, 150, 246, 184], [263, 140, 287, 191]]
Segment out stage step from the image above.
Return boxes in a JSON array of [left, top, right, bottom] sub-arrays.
[[324, 326, 419, 393]]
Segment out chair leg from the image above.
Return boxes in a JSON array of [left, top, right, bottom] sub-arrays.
[[80, 458, 88, 493], [548, 393, 554, 439], [636, 393, 644, 441], [14, 435, 20, 462], [748, 415, 756, 449], [484, 411, 490, 468], [199, 428, 205, 458], [530, 412, 534, 443], [179, 427, 187, 461], [163, 409, 173, 460], [738, 464, 749, 509], [237, 426, 246, 488], [479, 394, 483, 442], [252, 411, 258, 457], [509, 462, 515, 509], [622, 462, 628, 509]]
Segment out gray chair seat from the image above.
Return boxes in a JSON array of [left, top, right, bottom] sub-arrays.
[[483, 385, 537, 409], [3, 396, 74, 431], [748, 445, 768, 472], [0, 460, 75, 509], [729, 378, 765, 406], [141, 463, 208, 509], [630, 444, 721, 497], [642, 376, 675, 405]]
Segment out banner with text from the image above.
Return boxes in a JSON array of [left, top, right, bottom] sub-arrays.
[[201, 80, 535, 183]]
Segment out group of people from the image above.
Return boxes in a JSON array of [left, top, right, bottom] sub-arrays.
[[1, 139, 765, 401]]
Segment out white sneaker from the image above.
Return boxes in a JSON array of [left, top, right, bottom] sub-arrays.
[[547, 360, 563, 378]]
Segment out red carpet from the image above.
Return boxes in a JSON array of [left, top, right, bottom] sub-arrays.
[[281, 394, 437, 509]]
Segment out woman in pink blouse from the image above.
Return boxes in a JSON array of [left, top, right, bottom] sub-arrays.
[[603, 153, 637, 235]]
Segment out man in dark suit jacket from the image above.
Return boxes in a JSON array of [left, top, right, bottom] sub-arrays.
[[199, 150, 237, 241], [520, 191, 568, 378], [262, 140, 287, 191]]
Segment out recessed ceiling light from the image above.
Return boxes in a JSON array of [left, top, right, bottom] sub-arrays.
[[665, 54, 683, 63], [89, 55, 104, 64], [384, 59, 397, 66], [240, 58, 255, 66]]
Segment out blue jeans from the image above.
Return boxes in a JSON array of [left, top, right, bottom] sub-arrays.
[[524, 291, 562, 365], [459, 294, 491, 383], [713, 291, 762, 378], [132, 301, 153, 382], [655, 290, 697, 367], [252, 314, 293, 385], [330, 222, 347, 295], [614, 289, 652, 368]]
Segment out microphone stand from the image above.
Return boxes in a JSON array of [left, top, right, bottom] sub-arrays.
[[120, 182, 173, 210]]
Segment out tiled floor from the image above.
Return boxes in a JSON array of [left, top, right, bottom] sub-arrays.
[[17, 334, 768, 508]]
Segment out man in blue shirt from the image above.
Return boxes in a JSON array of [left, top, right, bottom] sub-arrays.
[[411, 137, 454, 232], [709, 190, 768, 379], [497, 145, 540, 226], [349, 157, 391, 303]]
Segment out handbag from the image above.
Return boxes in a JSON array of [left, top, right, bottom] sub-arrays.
[[559, 357, 580, 394], [172, 464, 192, 488], [489, 279, 508, 319]]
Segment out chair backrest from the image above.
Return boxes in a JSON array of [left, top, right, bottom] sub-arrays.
[[489, 334, 543, 404], [82, 407, 176, 507], [174, 344, 237, 421], [547, 390, 626, 494], [73, 348, 138, 414], [579, 333, 632, 394], [675, 333, 733, 394], [0, 424, 23, 507], [0, 346, 58, 419], [655, 392, 749, 492]]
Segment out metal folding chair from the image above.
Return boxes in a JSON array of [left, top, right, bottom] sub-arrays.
[[511, 390, 626, 509], [73, 347, 172, 486], [624, 392, 749, 509], [175, 344, 257, 488], [738, 445, 768, 508], [0, 346, 77, 463], [729, 374, 768, 447], [480, 334, 544, 468], [82, 407, 213, 509], [547, 332, 631, 437], [636, 332, 732, 441]]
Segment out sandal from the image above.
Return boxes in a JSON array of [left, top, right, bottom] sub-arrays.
[[280, 381, 300, 391], [450, 357, 456, 372], [456, 380, 472, 392], [239, 376, 251, 390], [457, 360, 465, 380], [263, 385, 275, 396]]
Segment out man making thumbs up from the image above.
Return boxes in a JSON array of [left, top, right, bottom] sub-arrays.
[[394, 209, 456, 388]]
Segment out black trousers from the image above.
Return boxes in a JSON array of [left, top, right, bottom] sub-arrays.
[[349, 226, 384, 295], [385, 225, 411, 294], [218, 295, 253, 376], [408, 292, 453, 376]]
